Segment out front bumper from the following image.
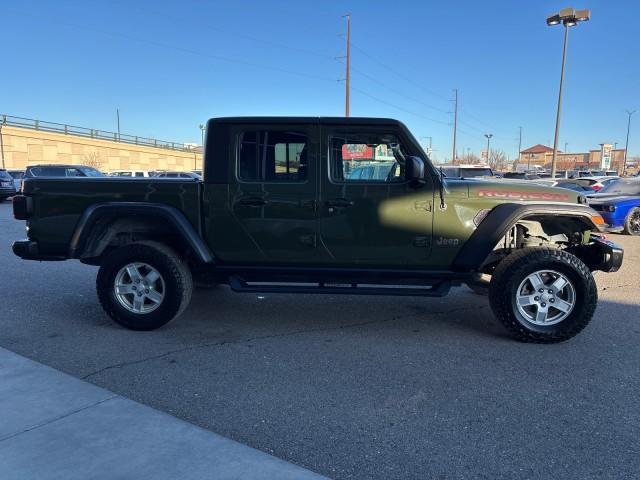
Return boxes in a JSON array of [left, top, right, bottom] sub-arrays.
[[0, 186, 16, 198], [587, 234, 624, 272], [12, 240, 65, 261]]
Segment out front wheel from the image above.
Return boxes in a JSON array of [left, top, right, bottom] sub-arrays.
[[489, 248, 597, 343], [97, 241, 193, 331], [623, 207, 640, 235]]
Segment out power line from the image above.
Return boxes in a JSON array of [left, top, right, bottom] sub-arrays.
[[342, 62, 451, 115], [108, 0, 339, 61], [350, 42, 452, 104], [350, 87, 451, 125], [349, 41, 501, 134], [4, 9, 338, 84]]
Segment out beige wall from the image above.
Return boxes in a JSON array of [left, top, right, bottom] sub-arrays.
[[0, 126, 203, 172]]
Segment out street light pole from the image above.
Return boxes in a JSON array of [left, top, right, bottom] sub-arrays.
[[624, 110, 636, 176], [550, 23, 569, 178], [485, 133, 493, 165], [547, 8, 590, 177], [518, 126, 522, 163]]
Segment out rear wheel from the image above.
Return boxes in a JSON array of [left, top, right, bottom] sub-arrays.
[[623, 207, 640, 235], [489, 248, 597, 343], [97, 241, 193, 330]]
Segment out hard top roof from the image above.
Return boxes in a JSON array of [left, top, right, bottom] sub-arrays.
[[208, 116, 403, 126]]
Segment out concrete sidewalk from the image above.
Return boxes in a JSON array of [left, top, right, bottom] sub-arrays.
[[0, 347, 327, 480]]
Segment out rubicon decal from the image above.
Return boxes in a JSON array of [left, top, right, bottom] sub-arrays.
[[478, 190, 570, 201]]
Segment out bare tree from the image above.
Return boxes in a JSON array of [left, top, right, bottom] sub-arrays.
[[458, 152, 481, 164], [82, 151, 103, 171], [488, 149, 507, 171]]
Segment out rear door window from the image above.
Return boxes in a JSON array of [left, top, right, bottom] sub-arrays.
[[238, 130, 308, 182]]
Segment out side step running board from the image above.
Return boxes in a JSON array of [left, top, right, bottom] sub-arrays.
[[228, 276, 451, 297]]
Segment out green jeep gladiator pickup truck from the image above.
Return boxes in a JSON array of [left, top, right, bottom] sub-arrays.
[[12, 117, 623, 343]]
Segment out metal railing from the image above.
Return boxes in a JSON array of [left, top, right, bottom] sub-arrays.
[[1, 114, 199, 152]]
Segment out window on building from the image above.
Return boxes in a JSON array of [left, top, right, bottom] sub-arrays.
[[329, 133, 405, 183], [238, 131, 308, 182]]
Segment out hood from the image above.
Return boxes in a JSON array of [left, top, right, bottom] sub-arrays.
[[460, 177, 581, 204]]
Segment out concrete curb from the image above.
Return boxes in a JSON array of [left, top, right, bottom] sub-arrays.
[[0, 347, 328, 480]]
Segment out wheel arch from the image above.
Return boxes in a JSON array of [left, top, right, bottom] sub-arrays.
[[69, 202, 214, 264], [452, 203, 602, 272]]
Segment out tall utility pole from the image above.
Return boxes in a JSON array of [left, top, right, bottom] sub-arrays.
[[451, 89, 458, 163], [116, 108, 121, 141], [518, 126, 522, 164], [343, 14, 351, 117], [0, 122, 5, 169], [624, 110, 636, 176]]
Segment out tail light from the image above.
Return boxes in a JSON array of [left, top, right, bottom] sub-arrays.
[[12, 195, 32, 220], [592, 183, 603, 191]]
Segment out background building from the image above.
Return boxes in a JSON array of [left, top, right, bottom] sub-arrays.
[[518, 144, 626, 172]]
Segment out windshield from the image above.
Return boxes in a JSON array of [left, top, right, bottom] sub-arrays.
[[598, 179, 640, 195], [0, 170, 12, 180], [79, 167, 104, 177], [459, 168, 493, 178]]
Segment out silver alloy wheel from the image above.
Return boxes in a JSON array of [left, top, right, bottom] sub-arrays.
[[114, 263, 165, 314], [515, 270, 576, 326]]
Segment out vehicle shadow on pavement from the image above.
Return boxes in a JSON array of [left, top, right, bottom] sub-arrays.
[[154, 284, 509, 342]]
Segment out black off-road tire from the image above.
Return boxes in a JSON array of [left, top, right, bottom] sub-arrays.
[[623, 207, 640, 236], [489, 247, 597, 343], [96, 241, 193, 331]]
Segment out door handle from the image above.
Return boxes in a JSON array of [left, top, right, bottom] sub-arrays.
[[325, 198, 354, 208], [238, 198, 268, 207]]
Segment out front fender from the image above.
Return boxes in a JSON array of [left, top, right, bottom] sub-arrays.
[[451, 203, 604, 272]]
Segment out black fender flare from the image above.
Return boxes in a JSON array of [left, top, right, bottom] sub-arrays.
[[451, 203, 601, 272], [68, 202, 214, 263]]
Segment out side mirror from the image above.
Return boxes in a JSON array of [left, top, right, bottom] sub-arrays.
[[405, 156, 426, 187]]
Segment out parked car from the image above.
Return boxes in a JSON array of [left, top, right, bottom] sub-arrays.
[[11, 116, 623, 344], [570, 176, 618, 192], [441, 165, 495, 178], [24, 165, 104, 178], [533, 179, 595, 193], [503, 172, 541, 180], [108, 170, 155, 178], [347, 162, 397, 181], [7, 170, 25, 192], [588, 178, 640, 235], [153, 171, 201, 179], [0, 169, 17, 200]]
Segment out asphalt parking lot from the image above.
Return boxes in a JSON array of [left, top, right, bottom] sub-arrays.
[[1, 200, 639, 480]]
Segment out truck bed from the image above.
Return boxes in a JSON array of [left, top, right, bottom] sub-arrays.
[[21, 178, 202, 256]]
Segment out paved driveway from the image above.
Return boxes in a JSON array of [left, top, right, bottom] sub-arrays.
[[1, 201, 638, 479]]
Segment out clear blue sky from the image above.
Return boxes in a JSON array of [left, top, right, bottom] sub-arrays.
[[3, 0, 639, 160]]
